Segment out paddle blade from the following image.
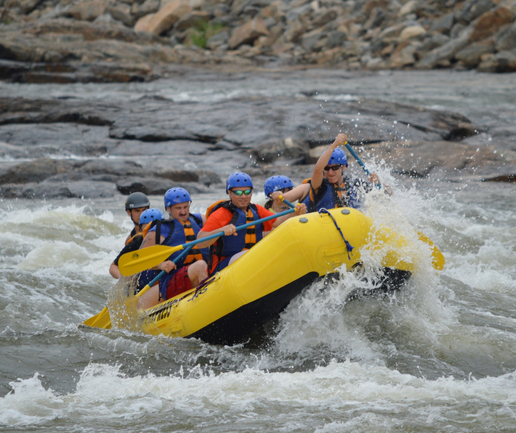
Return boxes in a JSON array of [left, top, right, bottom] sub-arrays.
[[83, 306, 112, 329], [118, 244, 182, 276], [417, 231, 445, 271]]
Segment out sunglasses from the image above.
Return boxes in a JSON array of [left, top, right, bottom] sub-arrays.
[[231, 189, 252, 196], [324, 164, 342, 172]]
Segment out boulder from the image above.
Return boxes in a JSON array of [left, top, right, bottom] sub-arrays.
[[106, 4, 135, 27], [455, 0, 494, 25], [477, 49, 516, 72], [417, 28, 472, 68], [390, 41, 419, 67], [173, 10, 211, 32], [456, 38, 496, 67], [430, 12, 455, 34], [0, 157, 72, 185], [131, 0, 160, 20], [399, 25, 426, 41], [495, 21, 516, 51], [469, 6, 514, 43], [228, 18, 269, 49], [136, 0, 192, 35], [67, 0, 110, 22], [134, 14, 156, 33]]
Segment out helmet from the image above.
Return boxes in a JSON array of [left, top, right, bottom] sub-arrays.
[[226, 172, 253, 193], [164, 187, 191, 208], [264, 175, 294, 197], [139, 208, 163, 225], [125, 192, 150, 210], [328, 148, 348, 166]]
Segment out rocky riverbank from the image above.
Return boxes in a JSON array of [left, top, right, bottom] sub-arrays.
[[1, 68, 515, 200], [1, 0, 516, 84]]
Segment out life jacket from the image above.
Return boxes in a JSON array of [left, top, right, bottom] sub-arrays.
[[153, 213, 208, 300], [305, 177, 362, 212], [125, 227, 137, 245], [206, 200, 263, 274]]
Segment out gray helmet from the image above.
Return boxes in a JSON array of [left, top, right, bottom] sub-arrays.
[[125, 192, 150, 210]]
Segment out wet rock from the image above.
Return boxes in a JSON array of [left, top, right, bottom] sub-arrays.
[[228, 17, 269, 49], [0, 180, 117, 198], [251, 137, 308, 164], [116, 176, 175, 195], [367, 139, 516, 181], [116, 176, 210, 195], [77, 159, 145, 177], [0, 157, 72, 185]]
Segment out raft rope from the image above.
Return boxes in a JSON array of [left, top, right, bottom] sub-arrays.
[[318, 208, 354, 260]]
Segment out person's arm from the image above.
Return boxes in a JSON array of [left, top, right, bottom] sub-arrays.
[[109, 262, 121, 279], [270, 203, 307, 228], [311, 133, 348, 191], [270, 183, 310, 206], [196, 224, 237, 248]]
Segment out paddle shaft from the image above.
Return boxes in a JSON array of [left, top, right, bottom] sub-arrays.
[[119, 206, 297, 276], [135, 244, 195, 299], [194, 206, 296, 247], [344, 143, 381, 189]]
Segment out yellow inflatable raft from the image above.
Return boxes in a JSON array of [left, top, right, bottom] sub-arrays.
[[109, 207, 444, 345]]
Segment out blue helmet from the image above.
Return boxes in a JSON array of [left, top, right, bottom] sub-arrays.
[[328, 148, 348, 166], [264, 175, 294, 197], [226, 172, 253, 193], [164, 187, 191, 208], [139, 208, 164, 225]]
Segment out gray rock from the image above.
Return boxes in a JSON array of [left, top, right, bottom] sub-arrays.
[[454, 0, 494, 25], [0, 180, 117, 199], [430, 12, 455, 34], [495, 21, 516, 52], [131, 0, 160, 20], [477, 50, 516, 72], [77, 159, 144, 176], [327, 30, 346, 48], [417, 28, 472, 68], [0, 157, 72, 185], [456, 40, 495, 68]]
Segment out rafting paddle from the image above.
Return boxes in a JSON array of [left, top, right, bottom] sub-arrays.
[[83, 244, 195, 329], [118, 206, 299, 277]]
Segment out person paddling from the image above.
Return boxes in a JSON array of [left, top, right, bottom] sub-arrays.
[[197, 172, 306, 275], [124, 192, 150, 244], [109, 208, 164, 292], [264, 175, 294, 213], [136, 187, 209, 309], [272, 134, 390, 212]]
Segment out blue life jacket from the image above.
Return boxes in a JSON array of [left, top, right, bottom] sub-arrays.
[[149, 213, 208, 300], [305, 177, 369, 212], [208, 201, 263, 274]]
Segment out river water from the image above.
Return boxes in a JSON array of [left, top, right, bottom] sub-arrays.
[[1, 70, 516, 432]]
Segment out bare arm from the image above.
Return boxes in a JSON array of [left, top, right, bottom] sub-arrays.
[[270, 184, 310, 205], [109, 262, 121, 279], [270, 203, 307, 228], [311, 134, 348, 191]]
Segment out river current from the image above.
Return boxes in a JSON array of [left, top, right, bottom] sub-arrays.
[[1, 70, 516, 432]]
